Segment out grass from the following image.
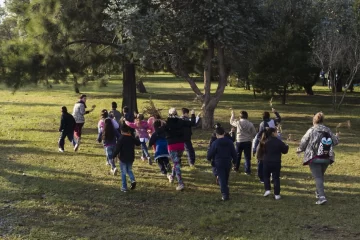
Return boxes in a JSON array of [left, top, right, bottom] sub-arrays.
[[1, 75, 360, 240]]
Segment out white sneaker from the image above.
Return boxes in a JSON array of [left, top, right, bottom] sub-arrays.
[[316, 197, 327, 205], [74, 144, 79, 152], [264, 190, 271, 197], [275, 195, 281, 200], [176, 184, 184, 191], [112, 168, 118, 176], [167, 174, 174, 183], [58, 148, 64, 153]]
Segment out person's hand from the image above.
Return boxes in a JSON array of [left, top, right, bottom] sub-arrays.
[[272, 108, 276, 113], [296, 147, 302, 153], [231, 110, 234, 116]]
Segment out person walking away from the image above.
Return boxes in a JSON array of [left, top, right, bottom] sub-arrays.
[[98, 118, 120, 175], [230, 110, 256, 174], [113, 124, 141, 192], [207, 127, 237, 201], [109, 102, 122, 123], [58, 106, 76, 152], [296, 112, 339, 205], [261, 128, 289, 200], [125, 114, 152, 165], [122, 106, 135, 136], [181, 108, 197, 167], [149, 120, 171, 176], [72, 94, 94, 151], [163, 108, 195, 191], [98, 109, 120, 133]]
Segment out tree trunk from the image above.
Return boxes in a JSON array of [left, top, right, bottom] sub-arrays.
[[281, 85, 287, 105], [202, 103, 216, 129], [304, 84, 314, 95], [122, 63, 138, 113], [336, 77, 343, 92], [136, 80, 147, 93]]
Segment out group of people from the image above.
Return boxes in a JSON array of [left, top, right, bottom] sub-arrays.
[[58, 95, 339, 205]]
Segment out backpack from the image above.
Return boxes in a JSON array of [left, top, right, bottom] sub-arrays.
[[314, 131, 333, 158]]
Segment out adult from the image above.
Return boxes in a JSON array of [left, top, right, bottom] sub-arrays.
[[297, 112, 339, 205], [230, 110, 256, 174], [181, 108, 197, 167], [72, 94, 93, 151], [163, 108, 195, 191], [58, 106, 76, 152]]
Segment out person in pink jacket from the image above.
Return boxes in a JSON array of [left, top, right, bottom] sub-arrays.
[[125, 114, 152, 165]]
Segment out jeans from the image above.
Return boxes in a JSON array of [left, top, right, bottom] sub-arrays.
[[263, 162, 281, 195], [120, 161, 135, 190], [58, 131, 75, 150], [157, 157, 171, 174], [140, 141, 150, 158], [309, 162, 329, 197], [105, 145, 116, 169], [217, 164, 231, 198], [74, 123, 84, 139], [257, 160, 263, 182], [235, 141, 252, 173], [169, 150, 184, 185], [184, 140, 195, 165]]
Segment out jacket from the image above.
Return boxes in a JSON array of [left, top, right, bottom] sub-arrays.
[[298, 124, 339, 165], [181, 114, 196, 141], [109, 109, 122, 122], [149, 128, 169, 160], [72, 101, 89, 123], [208, 131, 235, 149], [263, 136, 289, 163], [164, 116, 194, 145], [97, 125, 121, 146], [113, 134, 141, 163], [207, 137, 237, 168], [230, 117, 256, 143], [125, 120, 149, 139], [258, 111, 281, 134], [59, 112, 76, 133]]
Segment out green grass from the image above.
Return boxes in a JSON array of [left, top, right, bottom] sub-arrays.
[[1, 76, 360, 240]]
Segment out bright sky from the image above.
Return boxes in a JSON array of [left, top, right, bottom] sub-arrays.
[[0, 0, 4, 7]]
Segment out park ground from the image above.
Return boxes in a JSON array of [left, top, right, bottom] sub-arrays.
[[1, 75, 360, 240]]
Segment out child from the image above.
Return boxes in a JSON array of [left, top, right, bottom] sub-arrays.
[[125, 114, 152, 165], [58, 106, 76, 152], [149, 120, 171, 175], [207, 127, 237, 201], [181, 108, 197, 167], [113, 124, 141, 192], [109, 102, 122, 122], [98, 109, 120, 132], [260, 128, 289, 200], [98, 119, 120, 175]]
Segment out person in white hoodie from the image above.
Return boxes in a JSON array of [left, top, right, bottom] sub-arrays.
[[230, 110, 257, 174]]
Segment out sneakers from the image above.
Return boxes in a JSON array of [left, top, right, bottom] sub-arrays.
[[130, 181, 137, 190], [222, 196, 229, 201], [121, 188, 127, 193], [141, 157, 145, 161], [167, 174, 174, 183], [58, 148, 64, 153], [111, 168, 118, 176], [275, 195, 281, 200], [148, 157, 152, 165], [176, 184, 184, 191], [316, 197, 327, 205], [260, 180, 264, 184], [264, 190, 271, 197], [74, 144, 79, 152], [189, 164, 195, 168]]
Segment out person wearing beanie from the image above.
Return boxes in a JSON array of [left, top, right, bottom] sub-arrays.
[[58, 106, 76, 152], [207, 126, 237, 201]]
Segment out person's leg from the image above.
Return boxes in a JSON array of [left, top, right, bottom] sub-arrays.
[[164, 158, 172, 173], [74, 123, 84, 150], [141, 141, 150, 158], [157, 157, 166, 174], [169, 150, 184, 186], [272, 163, 281, 196], [106, 146, 116, 169], [120, 161, 128, 190], [184, 140, 196, 166], [217, 167, 228, 199], [263, 163, 271, 192], [243, 141, 252, 174], [257, 160, 264, 182], [235, 142, 242, 171], [127, 162, 136, 183], [309, 163, 326, 197], [66, 132, 75, 147], [58, 131, 66, 151]]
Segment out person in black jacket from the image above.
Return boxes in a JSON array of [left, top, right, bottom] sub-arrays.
[[207, 127, 237, 201], [58, 106, 76, 152], [260, 128, 289, 200], [181, 108, 197, 166], [113, 124, 141, 192]]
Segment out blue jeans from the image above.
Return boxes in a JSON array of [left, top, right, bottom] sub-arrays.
[[120, 161, 135, 190], [217, 164, 231, 199], [105, 145, 116, 169], [184, 140, 195, 165], [235, 141, 252, 173], [141, 141, 150, 158]]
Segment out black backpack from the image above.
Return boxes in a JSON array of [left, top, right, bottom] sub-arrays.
[[314, 131, 333, 158]]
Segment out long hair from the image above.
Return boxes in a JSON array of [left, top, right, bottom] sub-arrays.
[[259, 127, 276, 153], [103, 119, 115, 142]]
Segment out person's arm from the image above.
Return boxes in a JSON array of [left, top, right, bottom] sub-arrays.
[[250, 124, 257, 138], [80, 104, 88, 115], [258, 122, 265, 133], [59, 115, 64, 132], [190, 113, 196, 126], [298, 128, 313, 152], [230, 111, 238, 127], [280, 140, 289, 154], [253, 134, 260, 155], [115, 129, 121, 141], [96, 131, 102, 143], [206, 141, 217, 161], [329, 129, 339, 146], [125, 121, 137, 129], [112, 119, 119, 130], [230, 143, 237, 165], [113, 137, 122, 157], [272, 108, 281, 124], [148, 133, 157, 148]]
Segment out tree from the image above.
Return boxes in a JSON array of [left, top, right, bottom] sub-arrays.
[[105, 0, 262, 128]]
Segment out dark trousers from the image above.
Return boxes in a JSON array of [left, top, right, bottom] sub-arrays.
[[263, 162, 281, 195], [257, 160, 263, 181], [217, 165, 231, 198], [184, 140, 195, 165], [235, 141, 252, 173], [74, 123, 84, 139], [157, 157, 171, 174], [58, 131, 75, 150]]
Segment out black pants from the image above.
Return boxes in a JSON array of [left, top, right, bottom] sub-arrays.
[[58, 131, 74, 150], [184, 140, 195, 165], [235, 141, 252, 173], [263, 162, 281, 195], [257, 160, 263, 182], [157, 157, 171, 174], [217, 165, 231, 199]]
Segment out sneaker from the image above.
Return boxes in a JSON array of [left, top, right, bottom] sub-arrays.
[[74, 144, 79, 152], [264, 190, 271, 197], [316, 197, 327, 205], [315, 191, 320, 199], [189, 164, 194, 168], [244, 172, 251, 176], [260, 180, 264, 184], [275, 195, 281, 200], [141, 157, 145, 161], [121, 188, 127, 192], [148, 157, 152, 165], [176, 184, 184, 191], [106, 161, 110, 166], [112, 168, 118, 176], [167, 174, 174, 183], [58, 148, 64, 153], [130, 181, 137, 190], [222, 196, 229, 201]]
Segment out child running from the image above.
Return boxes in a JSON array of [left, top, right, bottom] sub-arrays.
[[207, 126, 237, 201], [58, 106, 76, 152], [113, 124, 141, 192], [258, 128, 289, 200], [149, 120, 171, 176], [125, 114, 152, 165]]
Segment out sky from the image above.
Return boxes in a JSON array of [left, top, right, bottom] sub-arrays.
[[0, 0, 4, 7]]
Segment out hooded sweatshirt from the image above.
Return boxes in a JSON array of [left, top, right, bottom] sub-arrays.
[[125, 120, 149, 139], [230, 116, 256, 143], [207, 137, 237, 168]]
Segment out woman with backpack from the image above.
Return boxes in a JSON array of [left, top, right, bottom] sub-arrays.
[[297, 112, 339, 205]]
